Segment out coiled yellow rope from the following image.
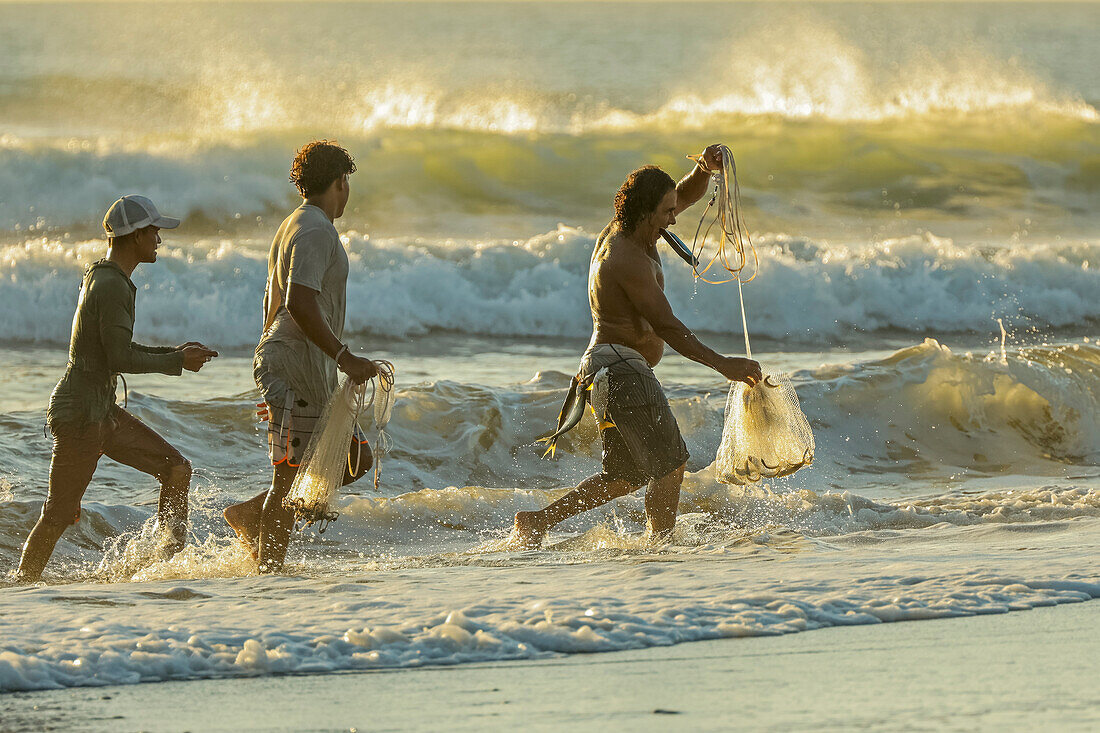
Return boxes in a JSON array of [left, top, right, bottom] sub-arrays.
[[688, 145, 758, 358], [688, 145, 759, 287]]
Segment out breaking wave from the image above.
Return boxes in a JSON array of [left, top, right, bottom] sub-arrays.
[[3, 110, 1098, 236], [2, 229, 1098, 346], [2, 339, 1097, 543], [3, 9, 1098, 236]]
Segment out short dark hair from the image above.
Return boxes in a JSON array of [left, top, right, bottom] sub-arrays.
[[289, 140, 356, 198], [110, 226, 151, 246], [614, 165, 676, 233]]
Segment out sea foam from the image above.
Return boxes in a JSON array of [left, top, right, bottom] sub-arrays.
[[2, 230, 1098, 348], [1, 509, 1096, 692]]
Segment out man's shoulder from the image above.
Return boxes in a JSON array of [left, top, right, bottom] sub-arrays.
[[83, 261, 131, 299], [598, 233, 653, 276], [278, 207, 338, 249], [292, 205, 338, 234]]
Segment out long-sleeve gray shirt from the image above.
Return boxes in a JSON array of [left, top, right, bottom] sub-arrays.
[[47, 259, 184, 428]]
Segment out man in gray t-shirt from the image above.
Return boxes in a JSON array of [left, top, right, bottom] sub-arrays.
[[255, 203, 348, 412], [224, 141, 379, 573]]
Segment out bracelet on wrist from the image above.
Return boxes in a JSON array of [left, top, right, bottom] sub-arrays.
[[334, 344, 349, 364]]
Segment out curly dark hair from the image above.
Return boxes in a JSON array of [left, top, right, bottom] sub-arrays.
[[289, 140, 356, 198], [613, 165, 676, 233]]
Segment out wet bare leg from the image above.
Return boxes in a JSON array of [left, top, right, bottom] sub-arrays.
[[18, 436, 97, 582], [257, 463, 298, 573], [644, 463, 686, 540], [16, 515, 70, 582], [156, 461, 192, 557], [228, 440, 370, 563], [510, 473, 637, 549], [225, 441, 370, 565], [223, 491, 267, 559]]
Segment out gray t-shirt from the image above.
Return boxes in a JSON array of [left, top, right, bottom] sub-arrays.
[[254, 204, 348, 410]]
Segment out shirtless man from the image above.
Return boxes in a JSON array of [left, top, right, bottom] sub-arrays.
[[223, 140, 378, 573], [511, 145, 762, 547]]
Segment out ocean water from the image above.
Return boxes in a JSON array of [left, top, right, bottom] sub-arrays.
[[1, 1, 1098, 693]]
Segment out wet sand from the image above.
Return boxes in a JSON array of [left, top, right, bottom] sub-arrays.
[[3, 600, 1095, 732]]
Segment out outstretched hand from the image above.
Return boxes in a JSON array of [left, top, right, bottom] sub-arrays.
[[182, 345, 219, 372], [719, 356, 762, 386], [177, 341, 217, 352]]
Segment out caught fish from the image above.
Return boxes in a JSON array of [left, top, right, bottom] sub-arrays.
[[537, 369, 617, 458], [589, 367, 615, 431], [659, 228, 700, 268], [537, 375, 590, 458]]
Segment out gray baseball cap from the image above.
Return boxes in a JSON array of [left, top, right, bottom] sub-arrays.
[[102, 195, 181, 238]]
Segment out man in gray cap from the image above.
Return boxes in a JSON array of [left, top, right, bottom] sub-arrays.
[[15, 195, 219, 582]]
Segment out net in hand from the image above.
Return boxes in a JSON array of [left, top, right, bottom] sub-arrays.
[[282, 362, 396, 528], [283, 374, 369, 528], [369, 361, 397, 490], [715, 373, 814, 485], [685, 146, 814, 485]]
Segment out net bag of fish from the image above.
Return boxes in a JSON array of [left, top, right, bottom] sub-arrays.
[[714, 373, 814, 485], [683, 145, 814, 485]]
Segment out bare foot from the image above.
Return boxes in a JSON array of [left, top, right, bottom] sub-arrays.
[[257, 558, 283, 574], [644, 524, 675, 548], [12, 571, 39, 585], [508, 511, 546, 549], [153, 518, 187, 559], [224, 502, 261, 559]]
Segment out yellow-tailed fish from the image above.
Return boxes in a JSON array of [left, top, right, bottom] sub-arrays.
[[536, 375, 589, 458]]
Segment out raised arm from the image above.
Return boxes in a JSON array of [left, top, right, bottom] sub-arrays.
[[614, 257, 760, 384], [674, 143, 723, 215]]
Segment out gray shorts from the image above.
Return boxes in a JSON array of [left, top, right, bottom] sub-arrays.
[[599, 369, 689, 485]]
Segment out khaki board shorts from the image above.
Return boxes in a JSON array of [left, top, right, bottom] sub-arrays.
[[43, 404, 187, 525], [599, 369, 690, 486]]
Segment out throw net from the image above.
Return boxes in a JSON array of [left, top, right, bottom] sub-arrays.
[[369, 361, 397, 490], [690, 146, 815, 484], [283, 361, 396, 529], [714, 376, 814, 485]]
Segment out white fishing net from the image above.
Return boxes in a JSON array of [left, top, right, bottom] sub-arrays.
[[369, 361, 397, 489], [714, 373, 815, 485], [687, 145, 815, 485], [283, 362, 396, 527]]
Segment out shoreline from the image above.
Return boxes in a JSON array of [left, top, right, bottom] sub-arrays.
[[2, 600, 1096, 731]]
